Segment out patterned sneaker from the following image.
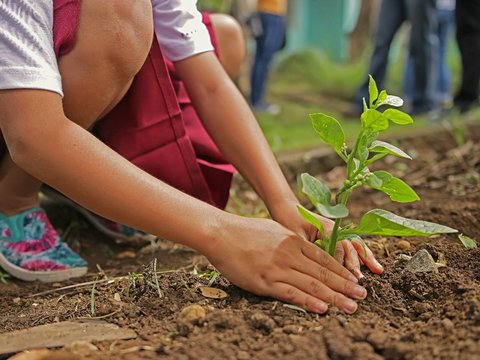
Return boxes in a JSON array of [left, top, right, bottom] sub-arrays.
[[0, 208, 88, 282], [41, 186, 155, 244]]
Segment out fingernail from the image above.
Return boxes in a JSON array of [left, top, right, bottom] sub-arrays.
[[344, 299, 358, 314], [353, 285, 367, 299], [375, 259, 384, 270], [313, 301, 328, 314]]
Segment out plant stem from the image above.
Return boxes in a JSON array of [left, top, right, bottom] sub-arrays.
[[328, 192, 350, 256]]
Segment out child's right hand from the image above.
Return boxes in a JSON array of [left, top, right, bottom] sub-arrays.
[[203, 215, 368, 314]]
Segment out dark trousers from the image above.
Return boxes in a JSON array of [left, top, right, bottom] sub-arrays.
[[455, 0, 480, 108], [354, 0, 438, 113], [250, 12, 285, 106]]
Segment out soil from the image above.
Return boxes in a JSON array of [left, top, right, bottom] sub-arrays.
[[1, 123, 480, 360]]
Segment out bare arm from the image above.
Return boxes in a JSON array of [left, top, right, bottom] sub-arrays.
[[0, 89, 366, 314], [174, 52, 384, 276], [174, 52, 302, 229]]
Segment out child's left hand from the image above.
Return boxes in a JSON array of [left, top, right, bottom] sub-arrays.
[[271, 200, 384, 279]]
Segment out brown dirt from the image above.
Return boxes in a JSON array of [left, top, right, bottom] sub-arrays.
[[1, 124, 480, 360]]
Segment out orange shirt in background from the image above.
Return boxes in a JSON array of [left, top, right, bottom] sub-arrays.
[[257, 0, 287, 16]]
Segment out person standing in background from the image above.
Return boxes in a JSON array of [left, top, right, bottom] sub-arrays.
[[454, 0, 480, 112], [404, 0, 455, 115], [250, 0, 287, 115], [347, 0, 438, 116]]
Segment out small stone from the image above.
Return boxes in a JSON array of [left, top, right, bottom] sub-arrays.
[[115, 250, 136, 259], [283, 324, 302, 334], [237, 350, 250, 360], [337, 316, 348, 327], [441, 318, 454, 330], [64, 341, 98, 356], [178, 304, 206, 325], [397, 240, 411, 250], [404, 249, 438, 273], [13, 297, 21, 305], [113, 293, 121, 302]]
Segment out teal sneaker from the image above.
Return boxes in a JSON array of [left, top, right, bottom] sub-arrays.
[[41, 187, 155, 244], [0, 208, 88, 282]]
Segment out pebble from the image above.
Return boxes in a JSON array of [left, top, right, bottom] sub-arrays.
[[179, 304, 206, 325], [237, 351, 250, 360], [397, 240, 411, 250], [404, 249, 438, 273]]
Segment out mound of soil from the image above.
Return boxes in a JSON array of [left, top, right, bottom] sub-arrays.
[[1, 124, 479, 360]]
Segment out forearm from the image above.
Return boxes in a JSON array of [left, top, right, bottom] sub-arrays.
[[0, 91, 227, 256], [175, 53, 298, 217]]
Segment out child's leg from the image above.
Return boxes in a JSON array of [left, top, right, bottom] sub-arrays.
[[209, 14, 245, 79], [0, 0, 152, 215], [0, 0, 153, 280]]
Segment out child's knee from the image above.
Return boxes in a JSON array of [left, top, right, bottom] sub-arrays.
[[58, 0, 153, 124], [100, 0, 153, 77], [210, 14, 245, 78]]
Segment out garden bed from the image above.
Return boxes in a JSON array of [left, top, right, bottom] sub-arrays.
[[1, 123, 479, 360]]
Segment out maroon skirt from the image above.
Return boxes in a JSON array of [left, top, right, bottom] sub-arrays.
[[53, 0, 234, 209]]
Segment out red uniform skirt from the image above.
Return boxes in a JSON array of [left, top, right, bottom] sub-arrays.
[[53, 0, 235, 209]]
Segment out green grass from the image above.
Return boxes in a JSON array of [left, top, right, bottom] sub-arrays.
[[255, 40, 462, 153]]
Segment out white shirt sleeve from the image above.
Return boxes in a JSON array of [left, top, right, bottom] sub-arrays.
[[151, 0, 214, 62], [0, 0, 63, 96]]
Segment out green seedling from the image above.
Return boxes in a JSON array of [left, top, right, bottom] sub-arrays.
[[298, 75, 458, 257]]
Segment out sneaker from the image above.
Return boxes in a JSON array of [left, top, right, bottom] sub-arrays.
[[0, 208, 88, 282], [41, 186, 155, 244], [252, 101, 281, 115]]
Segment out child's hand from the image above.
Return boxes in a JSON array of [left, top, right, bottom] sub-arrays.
[[334, 239, 384, 279], [204, 216, 368, 314], [269, 199, 384, 279]]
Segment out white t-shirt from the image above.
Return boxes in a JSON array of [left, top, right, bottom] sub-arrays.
[[0, 0, 213, 97]]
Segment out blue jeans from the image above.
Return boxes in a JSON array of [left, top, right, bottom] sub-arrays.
[[405, 8, 455, 104], [354, 0, 438, 113], [250, 12, 286, 106]]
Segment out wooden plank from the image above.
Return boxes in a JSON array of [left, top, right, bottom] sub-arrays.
[[0, 321, 136, 355]]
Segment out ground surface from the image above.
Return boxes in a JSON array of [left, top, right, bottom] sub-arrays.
[[1, 123, 479, 360]]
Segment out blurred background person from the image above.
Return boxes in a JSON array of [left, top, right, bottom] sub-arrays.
[[454, 0, 480, 112], [404, 0, 456, 116], [250, 0, 287, 114], [347, 0, 438, 116]]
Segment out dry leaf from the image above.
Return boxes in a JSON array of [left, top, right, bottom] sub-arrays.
[[199, 286, 228, 299]]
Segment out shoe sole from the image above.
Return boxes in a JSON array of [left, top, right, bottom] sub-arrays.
[[0, 251, 87, 282]]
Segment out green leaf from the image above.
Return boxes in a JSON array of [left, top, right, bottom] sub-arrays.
[[343, 209, 458, 236], [368, 75, 379, 107], [365, 172, 383, 187], [358, 131, 379, 162], [367, 171, 420, 203], [369, 140, 412, 160], [300, 173, 349, 219], [310, 113, 345, 155], [301, 173, 331, 208], [376, 90, 388, 106], [361, 109, 389, 132], [377, 95, 404, 108], [458, 234, 477, 249], [383, 109, 413, 125], [297, 205, 325, 239]]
